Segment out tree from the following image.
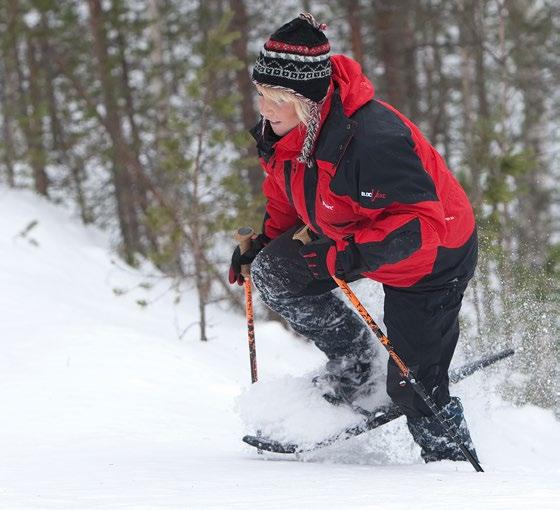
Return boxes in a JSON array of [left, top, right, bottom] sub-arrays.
[[87, 0, 142, 264]]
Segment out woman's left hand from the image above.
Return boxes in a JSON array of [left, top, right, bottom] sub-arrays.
[[299, 236, 337, 279]]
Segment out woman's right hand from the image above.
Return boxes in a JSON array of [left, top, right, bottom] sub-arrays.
[[228, 234, 269, 285]]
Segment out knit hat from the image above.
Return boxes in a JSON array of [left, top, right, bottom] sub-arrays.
[[252, 13, 332, 166]]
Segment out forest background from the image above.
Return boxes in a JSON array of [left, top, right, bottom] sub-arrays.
[[0, 0, 558, 414]]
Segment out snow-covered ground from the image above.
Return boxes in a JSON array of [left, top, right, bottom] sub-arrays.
[[1, 186, 559, 509]]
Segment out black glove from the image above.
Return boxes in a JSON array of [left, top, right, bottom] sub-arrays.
[[228, 233, 269, 285], [299, 236, 337, 280]]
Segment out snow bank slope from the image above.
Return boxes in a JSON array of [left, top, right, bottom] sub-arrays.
[[0, 187, 559, 510]]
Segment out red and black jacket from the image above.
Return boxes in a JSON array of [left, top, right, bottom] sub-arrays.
[[251, 55, 477, 288]]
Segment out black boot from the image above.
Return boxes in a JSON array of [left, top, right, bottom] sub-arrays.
[[313, 356, 375, 405], [406, 397, 479, 463]]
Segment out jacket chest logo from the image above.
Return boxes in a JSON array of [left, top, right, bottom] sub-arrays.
[[361, 189, 387, 203], [320, 196, 335, 211]]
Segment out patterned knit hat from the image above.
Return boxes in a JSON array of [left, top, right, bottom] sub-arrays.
[[252, 13, 332, 166]]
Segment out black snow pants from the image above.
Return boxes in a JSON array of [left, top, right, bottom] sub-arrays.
[[251, 224, 476, 418]]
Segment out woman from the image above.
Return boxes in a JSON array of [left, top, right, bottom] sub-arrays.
[[229, 13, 479, 463]]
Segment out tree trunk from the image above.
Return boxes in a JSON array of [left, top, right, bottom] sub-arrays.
[[147, 0, 170, 162], [25, 33, 49, 196], [7, 1, 49, 196], [403, 1, 419, 121], [426, 9, 450, 158], [456, 0, 489, 208], [509, 1, 550, 268], [88, 0, 141, 264], [113, 8, 163, 258], [344, 0, 365, 64], [473, 0, 489, 120], [228, 0, 262, 197], [0, 59, 16, 187], [37, 10, 91, 222], [38, 12, 63, 154], [372, 0, 418, 115]]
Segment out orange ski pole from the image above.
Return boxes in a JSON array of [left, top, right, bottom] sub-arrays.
[[235, 227, 258, 384]]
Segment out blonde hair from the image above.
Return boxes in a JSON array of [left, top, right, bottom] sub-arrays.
[[255, 84, 312, 126]]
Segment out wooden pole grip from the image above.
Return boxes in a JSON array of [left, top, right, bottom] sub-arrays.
[[292, 224, 313, 245]]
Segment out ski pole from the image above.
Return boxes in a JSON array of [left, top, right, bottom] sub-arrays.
[[235, 226, 258, 383], [293, 225, 484, 472], [235, 226, 262, 454]]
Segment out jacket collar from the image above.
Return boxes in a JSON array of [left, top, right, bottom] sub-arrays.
[[249, 118, 306, 162], [249, 120, 279, 163], [249, 85, 357, 166]]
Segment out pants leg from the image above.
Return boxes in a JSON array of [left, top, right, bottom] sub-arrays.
[[383, 279, 469, 417], [383, 278, 479, 462], [251, 226, 373, 360]]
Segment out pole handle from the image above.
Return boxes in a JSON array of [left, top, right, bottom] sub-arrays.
[[292, 224, 313, 245], [235, 226, 254, 277]]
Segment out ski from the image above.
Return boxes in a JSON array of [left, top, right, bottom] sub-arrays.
[[242, 348, 514, 454]]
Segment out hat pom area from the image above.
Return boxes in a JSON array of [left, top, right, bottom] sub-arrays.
[[299, 12, 328, 31]]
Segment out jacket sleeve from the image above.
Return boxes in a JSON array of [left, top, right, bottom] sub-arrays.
[[334, 132, 447, 284], [261, 167, 299, 240]]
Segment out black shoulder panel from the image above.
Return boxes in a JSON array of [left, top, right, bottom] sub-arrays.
[[315, 93, 357, 166], [330, 100, 438, 209]]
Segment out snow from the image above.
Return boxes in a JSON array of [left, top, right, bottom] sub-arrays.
[[0, 186, 559, 509]]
